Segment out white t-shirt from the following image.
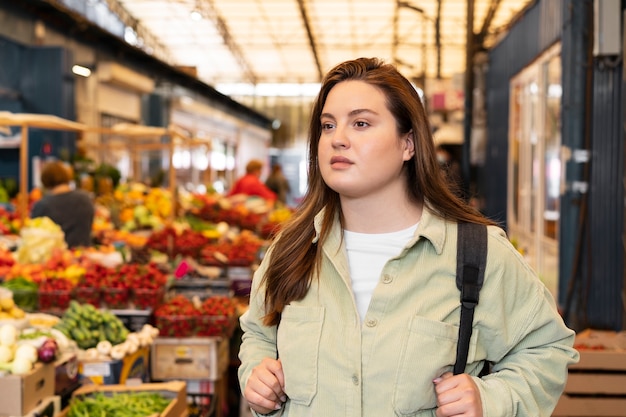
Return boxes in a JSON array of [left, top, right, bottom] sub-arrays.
[[344, 223, 418, 321]]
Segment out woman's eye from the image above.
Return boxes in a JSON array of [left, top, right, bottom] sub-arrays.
[[354, 121, 369, 128], [321, 122, 335, 130]]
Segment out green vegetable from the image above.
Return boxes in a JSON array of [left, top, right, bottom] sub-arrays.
[[67, 391, 172, 417], [53, 301, 129, 349], [1, 277, 38, 311]]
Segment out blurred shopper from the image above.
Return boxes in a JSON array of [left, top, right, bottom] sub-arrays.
[[31, 160, 94, 247], [436, 144, 465, 199], [265, 164, 291, 205], [228, 159, 277, 202], [238, 58, 578, 417]]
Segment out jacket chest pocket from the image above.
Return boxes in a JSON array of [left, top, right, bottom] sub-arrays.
[[393, 316, 479, 416], [277, 305, 325, 405]]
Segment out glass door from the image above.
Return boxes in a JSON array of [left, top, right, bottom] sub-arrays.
[[507, 45, 562, 299]]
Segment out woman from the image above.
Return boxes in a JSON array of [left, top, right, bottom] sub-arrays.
[[31, 160, 94, 248], [238, 58, 578, 417], [265, 164, 291, 205]]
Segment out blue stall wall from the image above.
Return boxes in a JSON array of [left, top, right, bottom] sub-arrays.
[[0, 36, 76, 189], [581, 61, 624, 330]]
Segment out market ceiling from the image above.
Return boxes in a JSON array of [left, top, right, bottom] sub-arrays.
[[113, 0, 533, 88]]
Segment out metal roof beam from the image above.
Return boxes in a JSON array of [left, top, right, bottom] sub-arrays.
[[475, 0, 504, 47], [198, 0, 258, 84], [296, 0, 323, 81]]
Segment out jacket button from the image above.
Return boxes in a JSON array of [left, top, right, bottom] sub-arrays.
[[352, 374, 359, 385], [365, 318, 378, 327], [382, 274, 393, 284]]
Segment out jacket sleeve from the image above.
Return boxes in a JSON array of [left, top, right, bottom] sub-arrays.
[[238, 252, 285, 417], [475, 229, 579, 417]]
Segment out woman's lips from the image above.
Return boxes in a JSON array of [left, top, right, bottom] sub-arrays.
[[330, 156, 352, 168]]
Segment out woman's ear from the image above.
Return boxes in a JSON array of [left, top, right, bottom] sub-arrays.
[[403, 131, 415, 160]]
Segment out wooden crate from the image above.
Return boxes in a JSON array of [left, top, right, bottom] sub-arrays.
[[553, 332, 626, 417]]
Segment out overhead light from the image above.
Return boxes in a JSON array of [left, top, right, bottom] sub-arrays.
[[72, 65, 92, 77], [190, 10, 203, 21]]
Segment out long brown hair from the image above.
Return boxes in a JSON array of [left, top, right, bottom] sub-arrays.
[[261, 57, 495, 325]]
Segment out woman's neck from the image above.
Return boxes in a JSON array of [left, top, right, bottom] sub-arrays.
[[341, 197, 423, 233]]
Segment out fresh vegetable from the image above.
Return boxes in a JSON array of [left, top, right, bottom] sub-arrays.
[[38, 278, 74, 311], [0, 277, 38, 311], [67, 391, 171, 417], [0, 324, 17, 346], [53, 301, 128, 349], [37, 338, 58, 363], [0, 356, 33, 375], [0, 345, 12, 363], [14, 344, 38, 364]]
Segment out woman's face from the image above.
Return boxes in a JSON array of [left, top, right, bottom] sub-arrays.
[[318, 80, 414, 200]]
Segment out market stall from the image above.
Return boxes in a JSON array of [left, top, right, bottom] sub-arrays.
[[0, 112, 87, 222]]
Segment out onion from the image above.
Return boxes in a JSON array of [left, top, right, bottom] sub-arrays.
[[37, 339, 57, 363]]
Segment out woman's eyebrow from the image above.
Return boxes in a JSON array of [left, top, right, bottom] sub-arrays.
[[349, 108, 378, 117], [321, 109, 378, 119]]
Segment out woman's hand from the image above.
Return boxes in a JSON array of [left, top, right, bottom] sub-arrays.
[[434, 372, 483, 417], [244, 357, 287, 414]]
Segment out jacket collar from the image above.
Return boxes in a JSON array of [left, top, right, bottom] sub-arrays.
[[312, 203, 448, 256]]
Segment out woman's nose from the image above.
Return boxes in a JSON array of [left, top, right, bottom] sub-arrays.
[[331, 125, 349, 148]]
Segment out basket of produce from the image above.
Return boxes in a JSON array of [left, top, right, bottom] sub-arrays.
[[196, 296, 237, 338], [65, 381, 187, 417], [37, 277, 74, 313], [154, 295, 199, 338], [127, 262, 168, 310]]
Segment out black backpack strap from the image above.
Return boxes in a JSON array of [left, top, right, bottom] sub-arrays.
[[453, 222, 487, 375]]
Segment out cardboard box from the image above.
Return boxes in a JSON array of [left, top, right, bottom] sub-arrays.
[[151, 337, 229, 381], [21, 395, 61, 417], [0, 363, 55, 417], [79, 345, 150, 385], [60, 381, 188, 417]]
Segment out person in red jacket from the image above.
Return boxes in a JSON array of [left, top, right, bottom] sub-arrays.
[[228, 159, 277, 202]]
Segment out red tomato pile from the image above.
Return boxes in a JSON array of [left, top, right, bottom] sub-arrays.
[[38, 277, 74, 311], [76, 262, 169, 310], [74, 263, 113, 307], [196, 296, 237, 337], [146, 227, 210, 258], [154, 294, 237, 338], [154, 295, 200, 337], [127, 262, 168, 309], [99, 264, 131, 309], [199, 230, 265, 266]]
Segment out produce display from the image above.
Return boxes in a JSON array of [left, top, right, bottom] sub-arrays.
[[53, 301, 129, 349], [0, 182, 293, 416], [0, 281, 30, 314], [17, 217, 67, 264], [155, 294, 237, 338], [67, 391, 173, 417], [0, 322, 59, 375]]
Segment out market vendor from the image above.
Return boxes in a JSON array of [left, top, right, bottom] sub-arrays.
[[228, 159, 277, 202], [30, 160, 95, 248]]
